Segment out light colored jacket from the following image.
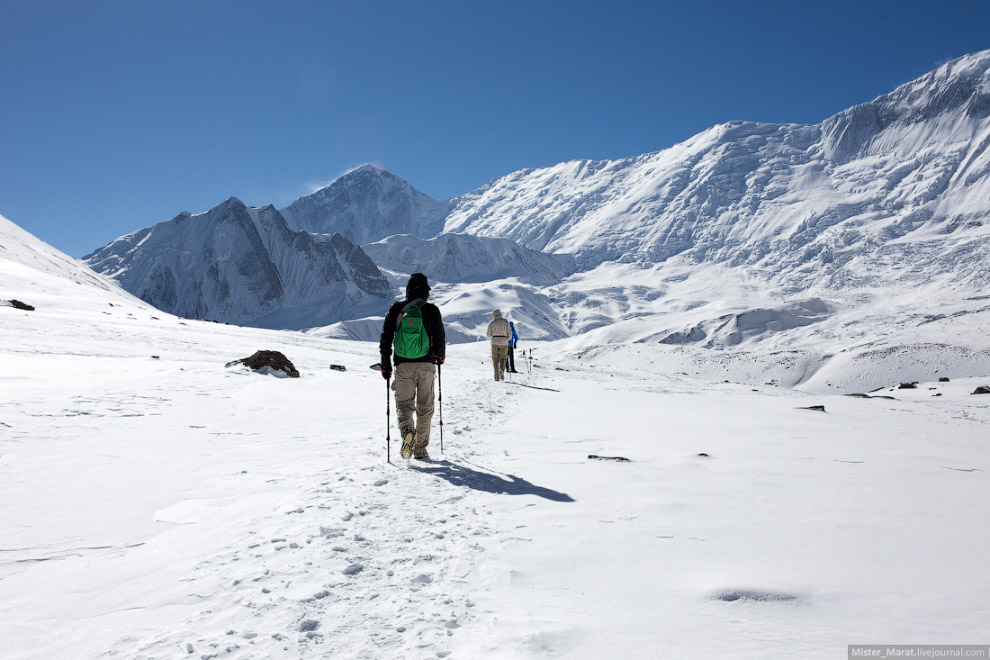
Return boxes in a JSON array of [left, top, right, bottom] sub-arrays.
[[486, 309, 511, 346]]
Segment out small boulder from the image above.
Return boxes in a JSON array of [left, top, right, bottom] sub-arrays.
[[973, 386, 990, 395], [9, 299, 35, 311], [939, 377, 951, 383], [898, 382, 918, 390], [226, 350, 300, 378], [799, 405, 827, 412]]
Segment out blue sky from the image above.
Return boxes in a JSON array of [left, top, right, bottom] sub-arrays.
[[1, 0, 988, 257]]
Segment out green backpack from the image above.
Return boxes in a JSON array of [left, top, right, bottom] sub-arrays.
[[393, 299, 430, 359]]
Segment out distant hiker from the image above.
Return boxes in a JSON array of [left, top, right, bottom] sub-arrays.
[[506, 321, 519, 373], [486, 309, 511, 381], [380, 273, 446, 460]]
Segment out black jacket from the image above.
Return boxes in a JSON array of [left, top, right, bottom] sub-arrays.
[[380, 298, 446, 369]]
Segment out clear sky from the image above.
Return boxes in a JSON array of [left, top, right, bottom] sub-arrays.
[[2, 0, 989, 257]]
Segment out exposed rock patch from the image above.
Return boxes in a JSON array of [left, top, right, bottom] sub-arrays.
[[6, 299, 35, 311], [225, 350, 300, 378]]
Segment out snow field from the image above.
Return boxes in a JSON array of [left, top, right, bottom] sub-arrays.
[[466, 359, 990, 658], [1, 271, 989, 658], [0, 303, 513, 659]]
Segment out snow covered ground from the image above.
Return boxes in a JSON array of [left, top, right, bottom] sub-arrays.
[[2, 215, 989, 659]]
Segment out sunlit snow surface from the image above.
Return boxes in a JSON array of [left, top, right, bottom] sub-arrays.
[[3, 209, 990, 660]]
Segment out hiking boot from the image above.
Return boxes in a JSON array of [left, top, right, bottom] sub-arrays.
[[412, 450, 431, 461], [400, 429, 415, 459]]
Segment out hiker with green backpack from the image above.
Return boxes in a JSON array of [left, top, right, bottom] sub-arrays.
[[379, 273, 446, 460]]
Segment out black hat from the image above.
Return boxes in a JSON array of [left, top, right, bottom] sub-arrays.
[[406, 272, 431, 299]]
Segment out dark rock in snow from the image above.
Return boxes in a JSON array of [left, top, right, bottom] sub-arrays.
[[9, 299, 35, 311], [844, 393, 871, 398], [898, 382, 919, 389], [298, 619, 320, 632], [799, 405, 827, 412], [226, 350, 300, 378], [329, 365, 346, 372], [588, 454, 631, 462], [972, 386, 990, 395], [939, 377, 951, 382]]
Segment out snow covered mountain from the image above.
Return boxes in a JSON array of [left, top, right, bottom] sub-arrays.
[[362, 232, 576, 286], [84, 50, 990, 353], [280, 164, 450, 245], [444, 51, 990, 289], [85, 198, 392, 329]]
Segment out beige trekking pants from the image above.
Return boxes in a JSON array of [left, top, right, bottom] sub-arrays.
[[491, 344, 509, 381], [392, 362, 435, 451]]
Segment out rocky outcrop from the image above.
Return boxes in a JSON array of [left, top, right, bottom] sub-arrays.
[[225, 350, 300, 378]]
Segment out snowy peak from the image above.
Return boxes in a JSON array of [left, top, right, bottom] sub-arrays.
[[279, 164, 450, 244], [822, 50, 990, 163], [85, 199, 392, 329], [880, 50, 990, 121]]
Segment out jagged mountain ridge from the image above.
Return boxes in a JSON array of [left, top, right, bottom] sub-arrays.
[[85, 198, 391, 329]]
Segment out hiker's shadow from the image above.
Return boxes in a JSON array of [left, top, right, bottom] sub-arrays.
[[409, 460, 575, 503]]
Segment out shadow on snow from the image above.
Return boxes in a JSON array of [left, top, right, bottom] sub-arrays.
[[408, 459, 575, 502]]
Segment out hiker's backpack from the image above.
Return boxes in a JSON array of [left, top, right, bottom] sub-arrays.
[[393, 299, 430, 359]]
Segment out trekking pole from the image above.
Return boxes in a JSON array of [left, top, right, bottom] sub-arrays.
[[386, 376, 391, 463], [438, 362, 444, 454]]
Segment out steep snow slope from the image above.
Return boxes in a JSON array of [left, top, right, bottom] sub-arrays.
[[85, 198, 392, 329], [280, 164, 451, 245], [1, 212, 147, 311], [444, 50, 990, 290]]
